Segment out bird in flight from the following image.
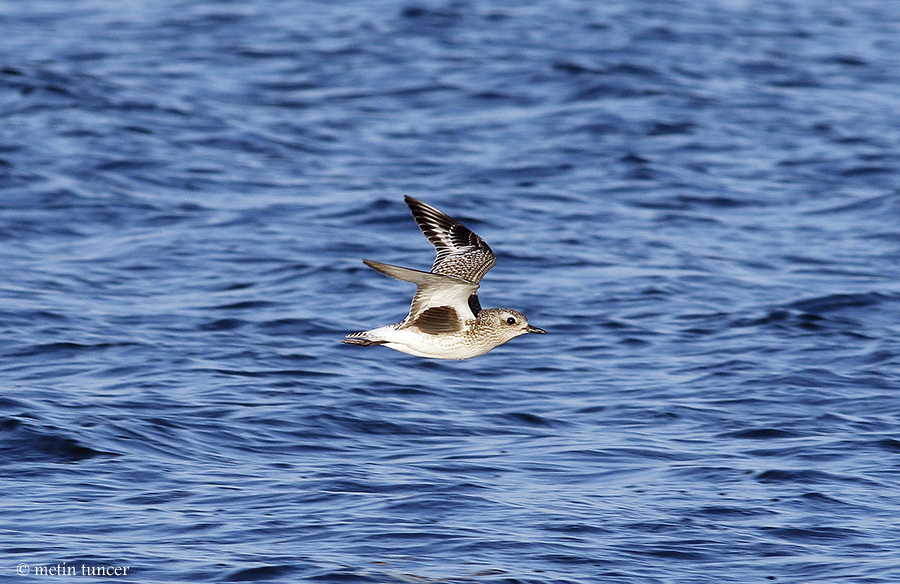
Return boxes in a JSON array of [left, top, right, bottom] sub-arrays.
[[343, 196, 545, 359]]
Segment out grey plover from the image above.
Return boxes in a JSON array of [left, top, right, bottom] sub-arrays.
[[343, 196, 546, 359]]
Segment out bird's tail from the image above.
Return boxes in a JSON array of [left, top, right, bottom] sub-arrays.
[[342, 330, 387, 347]]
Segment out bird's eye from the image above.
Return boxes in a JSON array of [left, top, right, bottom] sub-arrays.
[[506, 317, 517, 325]]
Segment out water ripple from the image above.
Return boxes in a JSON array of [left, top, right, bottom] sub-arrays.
[[2, 0, 900, 582]]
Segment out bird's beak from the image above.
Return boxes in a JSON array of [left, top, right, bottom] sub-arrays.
[[526, 325, 547, 334]]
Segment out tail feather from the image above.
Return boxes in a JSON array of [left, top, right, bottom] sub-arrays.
[[342, 331, 387, 347], [341, 337, 387, 347]]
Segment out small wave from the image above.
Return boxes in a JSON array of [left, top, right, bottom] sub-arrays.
[[0, 418, 116, 465], [755, 469, 874, 486], [722, 428, 802, 440], [224, 565, 297, 582]]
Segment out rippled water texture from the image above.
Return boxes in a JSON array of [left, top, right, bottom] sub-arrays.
[[2, 1, 900, 582]]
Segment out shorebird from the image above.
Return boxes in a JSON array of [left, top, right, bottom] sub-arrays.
[[342, 196, 546, 359]]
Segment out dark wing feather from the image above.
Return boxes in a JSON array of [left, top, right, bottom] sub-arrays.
[[412, 306, 461, 334], [362, 260, 479, 323], [404, 196, 496, 284]]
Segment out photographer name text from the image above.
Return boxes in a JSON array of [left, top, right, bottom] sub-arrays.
[[16, 563, 129, 577]]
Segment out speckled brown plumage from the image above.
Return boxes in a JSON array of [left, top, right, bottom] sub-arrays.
[[343, 197, 545, 359]]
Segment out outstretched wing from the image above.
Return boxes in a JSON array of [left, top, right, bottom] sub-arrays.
[[363, 260, 479, 327], [404, 196, 496, 284]]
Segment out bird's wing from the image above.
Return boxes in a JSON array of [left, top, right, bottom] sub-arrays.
[[363, 259, 479, 326], [404, 195, 496, 284]]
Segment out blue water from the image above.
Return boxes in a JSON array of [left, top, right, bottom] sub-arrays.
[[2, 0, 900, 582]]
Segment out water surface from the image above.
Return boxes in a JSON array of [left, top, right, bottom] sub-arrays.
[[2, 1, 900, 582]]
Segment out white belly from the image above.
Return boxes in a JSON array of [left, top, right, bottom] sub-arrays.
[[372, 326, 492, 360]]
